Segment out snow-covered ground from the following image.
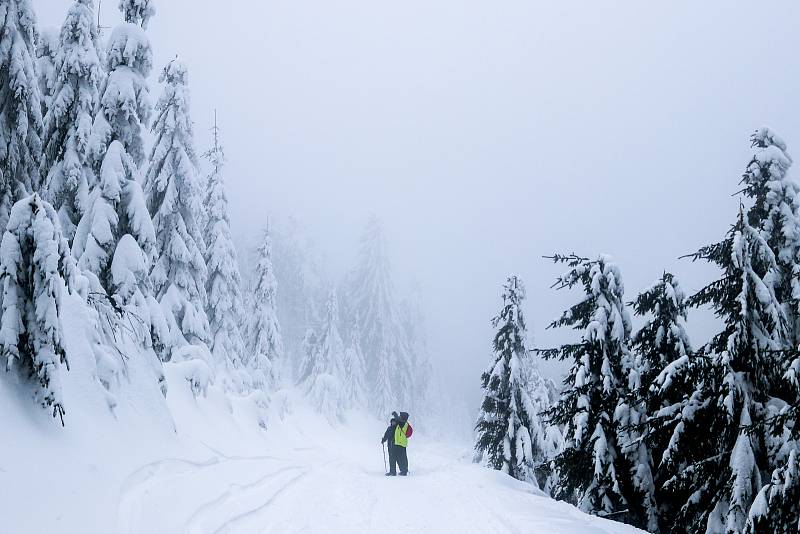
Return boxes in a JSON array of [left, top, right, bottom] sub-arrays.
[[1, 367, 642, 534]]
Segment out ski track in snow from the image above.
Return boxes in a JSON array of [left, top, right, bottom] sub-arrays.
[[115, 440, 643, 534], [185, 465, 306, 534]]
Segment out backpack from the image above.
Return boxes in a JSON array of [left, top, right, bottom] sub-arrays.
[[398, 412, 412, 438]]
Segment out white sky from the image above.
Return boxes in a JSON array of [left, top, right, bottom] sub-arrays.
[[35, 0, 800, 408]]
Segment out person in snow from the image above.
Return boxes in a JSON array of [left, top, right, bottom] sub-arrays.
[[381, 413, 399, 476], [382, 411, 413, 476]]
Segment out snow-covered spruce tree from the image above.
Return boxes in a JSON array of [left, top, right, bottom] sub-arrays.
[[35, 27, 58, 119], [658, 208, 788, 533], [145, 59, 210, 354], [0, 0, 43, 231], [88, 0, 153, 172], [348, 216, 412, 414], [73, 0, 169, 363], [0, 194, 81, 424], [745, 346, 800, 532], [342, 320, 367, 408], [737, 127, 800, 531], [630, 272, 693, 410], [118, 0, 155, 28], [629, 271, 694, 531], [474, 276, 541, 485], [272, 218, 326, 372], [540, 254, 652, 528], [203, 120, 247, 392], [400, 289, 433, 415], [520, 351, 565, 493], [72, 140, 156, 306], [249, 226, 283, 389], [741, 127, 800, 354], [299, 290, 346, 418], [40, 0, 104, 242], [745, 449, 799, 533]]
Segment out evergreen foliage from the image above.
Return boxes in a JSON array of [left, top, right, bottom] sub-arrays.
[[0, 194, 81, 424], [118, 0, 155, 27], [540, 254, 651, 528], [299, 290, 346, 419], [0, 0, 43, 230], [145, 59, 210, 352], [744, 449, 800, 533], [249, 226, 283, 389], [474, 276, 541, 485], [203, 119, 247, 392], [658, 208, 786, 533], [342, 320, 367, 407], [40, 0, 103, 241], [629, 272, 694, 531], [35, 27, 58, 119], [348, 216, 412, 414]]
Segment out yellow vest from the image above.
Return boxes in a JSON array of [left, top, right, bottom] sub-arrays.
[[394, 422, 409, 447]]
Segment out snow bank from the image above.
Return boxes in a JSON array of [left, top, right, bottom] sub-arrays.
[[1, 362, 643, 534]]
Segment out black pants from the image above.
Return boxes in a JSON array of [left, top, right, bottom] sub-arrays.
[[387, 444, 397, 474], [390, 445, 408, 475]]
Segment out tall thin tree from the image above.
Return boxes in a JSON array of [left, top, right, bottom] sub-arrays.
[[475, 276, 541, 485], [203, 114, 247, 392], [145, 59, 210, 352], [249, 224, 283, 388]]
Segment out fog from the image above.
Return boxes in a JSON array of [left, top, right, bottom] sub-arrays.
[[35, 0, 800, 411]]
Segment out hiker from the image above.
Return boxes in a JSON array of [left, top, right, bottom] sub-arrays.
[[381, 414, 398, 476], [394, 411, 412, 475], [382, 411, 413, 476]]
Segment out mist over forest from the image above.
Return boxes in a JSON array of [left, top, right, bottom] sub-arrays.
[[2, 1, 799, 533]]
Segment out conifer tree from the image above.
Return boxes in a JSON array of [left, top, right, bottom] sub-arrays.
[[35, 27, 58, 119], [629, 272, 693, 532], [631, 273, 693, 404], [72, 0, 165, 360], [541, 254, 647, 526], [400, 290, 433, 415], [745, 341, 800, 532], [474, 276, 541, 485], [40, 0, 104, 241], [72, 141, 155, 300], [659, 208, 787, 533], [300, 290, 346, 418], [88, 0, 153, 171], [0, 194, 81, 424], [119, 0, 155, 28], [203, 118, 247, 392], [249, 226, 283, 387], [519, 354, 564, 493], [737, 127, 800, 531], [745, 449, 799, 533], [342, 321, 367, 408], [0, 0, 43, 230], [145, 59, 210, 352], [741, 128, 799, 344], [349, 216, 411, 414], [272, 218, 326, 369]]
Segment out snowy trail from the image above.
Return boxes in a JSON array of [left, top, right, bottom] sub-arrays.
[[116, 423, 643, 534]]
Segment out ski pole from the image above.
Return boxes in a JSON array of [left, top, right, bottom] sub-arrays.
[[382, 442, 387, 472]]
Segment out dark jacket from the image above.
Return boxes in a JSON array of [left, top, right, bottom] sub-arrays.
[[382, 421, 397, 446]]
